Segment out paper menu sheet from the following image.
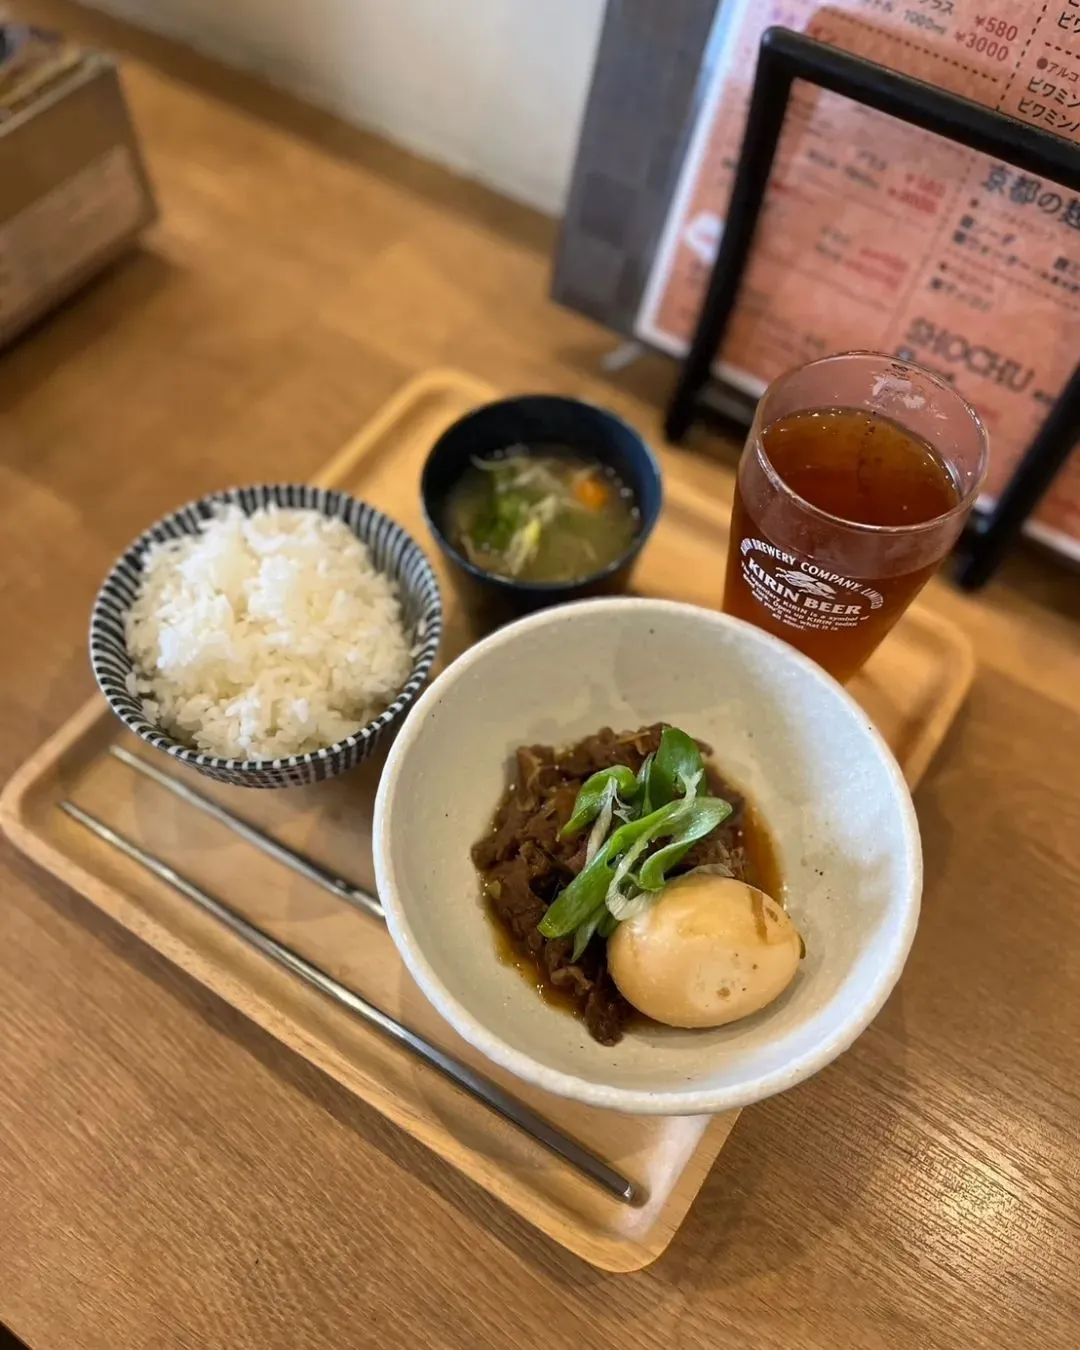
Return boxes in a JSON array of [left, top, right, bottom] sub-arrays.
[[636, 0, 1080, 559]]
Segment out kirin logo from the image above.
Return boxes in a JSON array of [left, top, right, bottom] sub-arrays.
[[775, 569, 837, 598]]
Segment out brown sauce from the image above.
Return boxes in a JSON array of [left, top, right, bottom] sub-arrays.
[[486, 898, 580, 1015], [741, 797, 783, 901]]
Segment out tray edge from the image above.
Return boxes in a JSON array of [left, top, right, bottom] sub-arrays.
[[0, 699, 689, 1273]]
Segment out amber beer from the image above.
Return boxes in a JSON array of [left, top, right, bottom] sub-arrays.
[[723, 353, 988, 683]]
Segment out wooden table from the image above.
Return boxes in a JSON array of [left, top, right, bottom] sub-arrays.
[[2, 4, 1079, 1347]]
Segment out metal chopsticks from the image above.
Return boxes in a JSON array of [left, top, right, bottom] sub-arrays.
[[61, 795, 637, 1205], [109, 745, 383, 920]]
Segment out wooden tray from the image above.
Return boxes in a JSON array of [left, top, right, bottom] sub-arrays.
[[0, 369, 974, 1272]]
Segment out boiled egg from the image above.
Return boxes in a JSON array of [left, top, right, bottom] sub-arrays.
[[607, 872, 803, 1028]]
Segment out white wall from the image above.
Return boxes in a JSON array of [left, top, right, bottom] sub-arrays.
[[85, 0, 607, 215]]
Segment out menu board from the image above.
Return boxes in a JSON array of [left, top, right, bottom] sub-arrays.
[[635, 0, 1080, 559]]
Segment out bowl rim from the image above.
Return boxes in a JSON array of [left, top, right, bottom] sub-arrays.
[[89, 483, 443, 775], [373, 597, 922, 1114], [419, 394, 664, 595]]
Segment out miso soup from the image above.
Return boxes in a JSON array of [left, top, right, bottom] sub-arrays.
[[446, 445, 640, 584]]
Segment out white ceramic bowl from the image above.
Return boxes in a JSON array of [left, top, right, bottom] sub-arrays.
[[373, 599, 921, 1115]]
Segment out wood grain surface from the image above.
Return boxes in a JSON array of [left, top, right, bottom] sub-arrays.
[[1, 3, 1079, 1347]]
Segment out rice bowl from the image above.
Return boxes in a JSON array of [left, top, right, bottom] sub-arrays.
[[91, 485, 442, 788], [125, 505, 414, 760]]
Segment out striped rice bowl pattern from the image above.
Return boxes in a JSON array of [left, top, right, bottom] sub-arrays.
[[90, 484, 443, 788]]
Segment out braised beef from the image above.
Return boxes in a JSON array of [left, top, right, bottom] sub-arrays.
[[471, 724, 750, 1045], [584, 975, 631, 1047]]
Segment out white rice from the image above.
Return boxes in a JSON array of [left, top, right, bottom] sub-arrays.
[[124, 505, 414, 760]]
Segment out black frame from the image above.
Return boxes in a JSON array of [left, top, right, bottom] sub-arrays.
[[664, 26, 1080, 589]]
